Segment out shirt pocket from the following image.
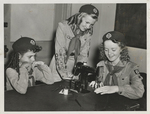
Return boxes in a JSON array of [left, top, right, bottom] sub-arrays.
[[119, 75, 130, 85]]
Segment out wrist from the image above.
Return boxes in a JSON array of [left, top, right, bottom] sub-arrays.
[[19, 67, 28, 74], [115, 86, 119, 92]]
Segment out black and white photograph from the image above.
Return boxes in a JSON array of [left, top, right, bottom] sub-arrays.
[[1, 0, 149, 113]]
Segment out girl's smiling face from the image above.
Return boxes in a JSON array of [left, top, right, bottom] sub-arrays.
[[79, 14, 97, 32], [104, 40, 122, 65]]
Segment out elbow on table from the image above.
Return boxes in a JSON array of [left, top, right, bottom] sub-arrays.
[[135, 86, 145, 99], [137, 90, 145, 99], [16, 88, 27, 94], [45, 80, 54, 85], [43, 78, 55, 84], [130, 90, 145, 99], [134, 94, 143, 99], [118, 89, 144, 99]]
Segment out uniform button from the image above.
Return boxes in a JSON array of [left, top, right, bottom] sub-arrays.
[[122, 78, 124, 80], [67, 35, 71, 39], [119, 92, 122, 94]]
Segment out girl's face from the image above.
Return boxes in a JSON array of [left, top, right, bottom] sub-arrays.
[[104, 40, 122, 65], [19, 50, 36, 65], [79, 14, 97, 32]]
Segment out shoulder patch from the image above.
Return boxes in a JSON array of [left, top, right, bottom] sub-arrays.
[[134, 69, 140, 74]]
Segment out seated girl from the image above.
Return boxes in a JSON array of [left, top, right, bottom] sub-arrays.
[[6, 37, 54, 94], [89, 31, 144, 99]]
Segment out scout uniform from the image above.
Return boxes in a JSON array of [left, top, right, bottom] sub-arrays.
[[49, 4, 99, 82], [6, 64, 54, 94], [49, 21, 92, 82], [96, 60, 144, 99], [6, 38, 54, 94], [94, 31, 144, 99]]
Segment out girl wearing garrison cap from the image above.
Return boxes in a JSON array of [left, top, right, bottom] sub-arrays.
[[6, 37, 54, 94], [89, 31, 144, 99], [49, 4, 99, 82]]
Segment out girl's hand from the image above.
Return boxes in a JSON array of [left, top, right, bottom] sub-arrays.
[[99, 82, 104, 87], [89, 81, 98, 88], [32, 61, 44, 68], [94, 86, 119, 95], [89, 81, 96, 88], [89, 81, 104, 89], [72, 75, 79, 80], [21, 63, 32, 72]]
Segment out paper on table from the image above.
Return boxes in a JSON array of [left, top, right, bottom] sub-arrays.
[[59, 89, 64, 94]]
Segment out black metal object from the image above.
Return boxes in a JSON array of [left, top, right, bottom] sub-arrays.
[[70, 62, 95, 93]]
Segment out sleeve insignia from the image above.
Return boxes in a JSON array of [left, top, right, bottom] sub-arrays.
[[134, 69, 140, 74]]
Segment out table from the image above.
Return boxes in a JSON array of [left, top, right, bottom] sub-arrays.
[[5, 80, 146, 111]]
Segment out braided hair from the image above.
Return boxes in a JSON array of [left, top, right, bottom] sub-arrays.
[[6, 52, 20, 74]]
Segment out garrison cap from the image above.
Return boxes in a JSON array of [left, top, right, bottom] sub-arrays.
[[79, 4, 99, 17], [102, 31, 126, 44], [12, 37, 42, 52]]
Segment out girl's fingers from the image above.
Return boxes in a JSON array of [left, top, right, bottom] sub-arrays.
[[94, 83, 97, 88], [97, 84, 100, 88], [33, 61, 44, 66], [89, 81, 95, 87], [94, 88, 102, 94], [100, 82, 104, 87], [100, 92, 106, 95]]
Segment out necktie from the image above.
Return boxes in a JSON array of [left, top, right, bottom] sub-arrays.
[[104, 64, 124, 86], [67, 36, 81, 66], [28, 69, 35, 87], [28, 76, 35, 87]]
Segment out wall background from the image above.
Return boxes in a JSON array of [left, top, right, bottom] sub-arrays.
[[10, 4, 55, 41], [4, 4, 147, 73]]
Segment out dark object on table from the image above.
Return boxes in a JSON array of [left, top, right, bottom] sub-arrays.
[[70, 62, 95, 93]]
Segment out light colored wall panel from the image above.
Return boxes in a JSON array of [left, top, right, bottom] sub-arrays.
[[10, 4, 55, 41]]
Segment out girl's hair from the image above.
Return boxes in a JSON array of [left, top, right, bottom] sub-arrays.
[[6, 51, 25, 76], [67, 12, 98, 25], [6, 52, 20, 74], [99, 40, 130, 62], [66, 12, 97, 36]]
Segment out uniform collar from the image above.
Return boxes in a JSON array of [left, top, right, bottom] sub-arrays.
[[105, 60, 127, 67]]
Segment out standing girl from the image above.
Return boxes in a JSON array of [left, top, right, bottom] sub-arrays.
[[49, 4, 99, 82]]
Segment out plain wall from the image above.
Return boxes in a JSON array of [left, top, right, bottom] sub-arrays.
[[4, 4, 61, 65], [4, 4, 72, 65], [128, 47, 146, 73]]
